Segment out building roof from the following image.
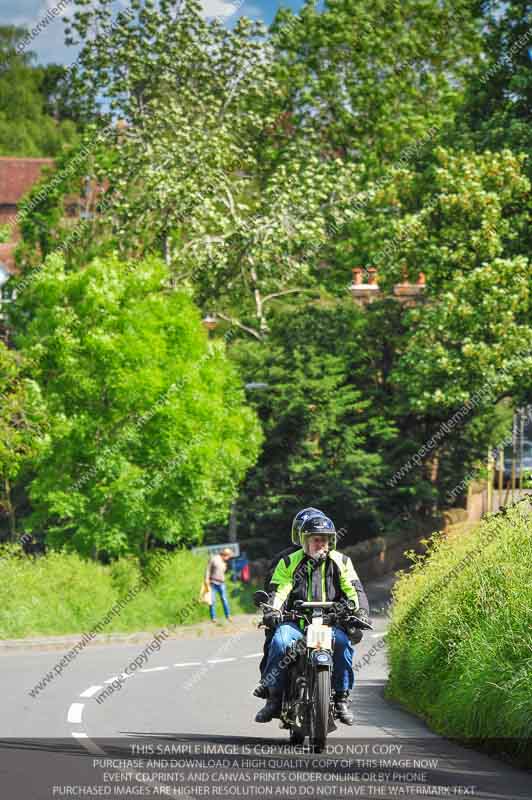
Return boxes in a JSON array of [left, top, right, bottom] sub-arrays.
[[0, 157, 54, 206]]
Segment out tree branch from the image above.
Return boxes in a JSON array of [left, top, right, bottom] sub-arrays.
[[262, 288, 320, 306], [214, 312, 263, 340]]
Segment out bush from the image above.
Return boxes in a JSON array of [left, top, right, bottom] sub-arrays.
[[0, 547, 256, 638], [386, 501, 532, 765], [0, 546, 117, 638]]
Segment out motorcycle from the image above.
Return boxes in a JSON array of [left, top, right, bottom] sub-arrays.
[[253, 590, 373, 752]]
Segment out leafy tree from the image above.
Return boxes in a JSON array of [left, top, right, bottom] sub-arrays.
[[458, 0, 531, 167], [452, 0, 531, 259], [23, 0, 366, 338], [227, 302, 398, 548], [269, 0, 482, 171], [39, 63, 86, 127], [373, 148, 531, 414], [12, 253, 262, 558], [0, 26, 78, 156], [0, 344, 47, 541]]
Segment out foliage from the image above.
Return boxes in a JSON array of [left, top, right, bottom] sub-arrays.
[[224, 298, 518, 545], [269, 0, 482, 170], [226, 303, 398, 548], [457, 1, 531, 173], [26, 0, 368, 337], [452, 0, 532, 262], [386, 502, 532, 763], [11, 253, 262, 557], [380, 148, 531, 413], [0, 344, 48, 540], [0, 546, 255, 638], [0, 26, 78, 156]]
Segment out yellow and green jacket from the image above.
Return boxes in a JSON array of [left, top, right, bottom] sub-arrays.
[[267, 548, 369, 617]]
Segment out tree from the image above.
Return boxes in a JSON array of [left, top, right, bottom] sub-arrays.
[[227, 302, 398, 549], [457, 0, 531, 168], [0, 344, 47, 541], [452, 0, 531, 257], [0, 26, 78, 156], [269, 0, 482, 171], [12, 253, 262, 558], [375, 148, 531, 414], [21, 0, 365, 338]]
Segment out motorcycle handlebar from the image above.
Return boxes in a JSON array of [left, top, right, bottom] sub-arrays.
[[258, 602, 373, 630]]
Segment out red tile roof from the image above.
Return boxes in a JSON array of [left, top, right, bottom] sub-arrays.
[[0, 157, 54, 206]]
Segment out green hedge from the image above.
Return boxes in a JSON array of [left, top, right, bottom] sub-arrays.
[[386, 501, 532, 766], [0, 545, 255, 638]]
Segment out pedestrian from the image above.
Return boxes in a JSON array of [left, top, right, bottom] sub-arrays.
[[205, 547, 234, 623]]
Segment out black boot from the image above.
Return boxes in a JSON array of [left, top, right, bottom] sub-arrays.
[[255, 688, 282, 723], [334, 691, 354, 725], [253, 683, 268, 699]]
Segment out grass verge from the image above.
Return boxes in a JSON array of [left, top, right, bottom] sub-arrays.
[[386, 500, 532, 767], [0, 545, 256, 638]]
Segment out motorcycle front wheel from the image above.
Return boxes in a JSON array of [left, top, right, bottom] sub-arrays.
[[311, 668, 331, 752]]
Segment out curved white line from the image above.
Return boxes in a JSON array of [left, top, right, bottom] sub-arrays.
[[80, 685, 102, 698], [208, 657, 236, 664], [67, 703, 84, 724], [173, 661, 201, 667]]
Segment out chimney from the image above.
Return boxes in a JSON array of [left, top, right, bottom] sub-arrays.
[[393, 266, 426, 305], [350, 265, 381, 307], [352, 267, 364, 285]]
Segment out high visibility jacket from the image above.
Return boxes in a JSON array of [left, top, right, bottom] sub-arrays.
[[267, 548, 370, 617]]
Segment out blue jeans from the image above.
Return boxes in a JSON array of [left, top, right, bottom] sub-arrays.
[[209, 582, 230, 620], [261, 621, 354, 693]]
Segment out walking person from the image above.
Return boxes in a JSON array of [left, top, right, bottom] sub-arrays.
[[205, 547, 234, 623]]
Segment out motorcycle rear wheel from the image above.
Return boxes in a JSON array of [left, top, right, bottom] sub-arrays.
[[311, 668, 330, 752]]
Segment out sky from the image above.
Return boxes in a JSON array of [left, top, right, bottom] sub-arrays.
[[1, 0, 307, 65]]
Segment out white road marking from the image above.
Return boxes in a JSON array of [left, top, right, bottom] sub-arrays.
[[104, 676, 119, 684], [139, 666, 169, 673], [244, 653, 263, 658], [207, 658, 236, 664], [71, 732, 106, 755], [173, 661, 201, 667], [80, 685, 102, 698], [67, 703, 84, 724], [371, 632, 387, 638]]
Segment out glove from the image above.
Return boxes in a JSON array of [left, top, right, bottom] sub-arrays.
[[346, 627, 363, 644], [262, 610, 281, 630]]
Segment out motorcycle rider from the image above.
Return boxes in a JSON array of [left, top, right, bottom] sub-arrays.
[[255, 508, 322, 684], [254, 508, 323, 699], [255, 513, 370, 726]]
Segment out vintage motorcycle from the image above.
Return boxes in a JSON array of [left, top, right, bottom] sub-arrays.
[[253, 591, 372, 752]]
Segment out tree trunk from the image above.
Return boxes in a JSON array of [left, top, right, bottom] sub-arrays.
[[250, 266, 268, 333]]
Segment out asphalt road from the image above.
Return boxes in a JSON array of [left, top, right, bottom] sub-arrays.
[[1, 576, 530, 799]]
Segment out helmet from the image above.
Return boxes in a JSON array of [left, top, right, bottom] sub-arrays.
[[298, 514, 337, 554], [291, 507, 324, 545]]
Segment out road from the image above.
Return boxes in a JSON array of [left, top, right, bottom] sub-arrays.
[[1, 576, 530, 799]]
